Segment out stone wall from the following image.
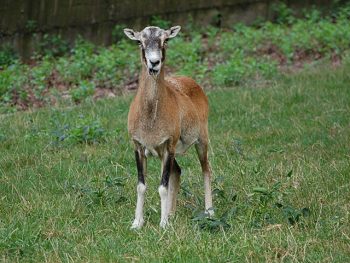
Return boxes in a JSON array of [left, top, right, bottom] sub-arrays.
[[0, 0, 332, 58]]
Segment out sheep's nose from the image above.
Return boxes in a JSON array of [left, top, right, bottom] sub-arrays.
[[150, 60, 160, 67]]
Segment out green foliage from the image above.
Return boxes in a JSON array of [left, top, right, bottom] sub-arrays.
[[271, 1, 295, 24], [206, 25, 220, 47], [93, 41, 139, 88], [37, 34, 69, 57], [1, 5, 350, 110], [70, 80, 95, 103], [71, 175, 127, 207], [0, 45, 18, 68], [0, 62, 29, 103], [55, 39, 138, 89], [30, 57, 54, 98], [51, 115, 107, 145], [338, 3, 350, 18], [247, 182, 310, 227], [112, 24, 127, 42], [56, 39, 95, 84], [167, 33, 208, 80], [192, 210, 230, 231], [150, 16, 171, 29], [212, 50, 277, 86]]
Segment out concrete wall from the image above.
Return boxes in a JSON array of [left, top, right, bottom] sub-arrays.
[[0, 0, 332, 58]]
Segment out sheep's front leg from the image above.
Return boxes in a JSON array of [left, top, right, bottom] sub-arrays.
[[159, 151, 174, 228], [131, 148, 147, 229]]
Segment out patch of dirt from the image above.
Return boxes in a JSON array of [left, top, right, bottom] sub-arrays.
[[125, 76, 139, 91], [258, 43, 287, 66], [258, 43, 343, 73], [93, 88, 116, 100], [47, 69, 68, 92], [5, 65, 137, 110]]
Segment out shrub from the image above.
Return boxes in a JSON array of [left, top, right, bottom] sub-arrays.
[[0, 45, 18, 68], [212, 51, 277, 86], [167, 33, 208, 80], [271, 1, 295, 25], [0, 62, 29, 103], [70, 80, 95, 103], [112, 24, 127, 42], [151, 16, 171, 29], [56, 39, 95, 84], [1, 4, 350, 110], [36, 34, 69, 57]]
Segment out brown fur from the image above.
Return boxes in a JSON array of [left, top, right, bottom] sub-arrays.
[[128, 70, 209, 155], [126, 26, 213, 228]]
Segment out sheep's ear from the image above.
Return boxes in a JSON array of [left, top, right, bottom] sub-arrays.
[[123, 28, 140, 41], [166, 26, 181, 39]]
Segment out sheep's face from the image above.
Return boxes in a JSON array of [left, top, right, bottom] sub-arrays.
[[124, 26, 181, 76]]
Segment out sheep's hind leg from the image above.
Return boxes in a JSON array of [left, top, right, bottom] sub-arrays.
[[167, 159, 181, 216], [195, 141, 214, 216]]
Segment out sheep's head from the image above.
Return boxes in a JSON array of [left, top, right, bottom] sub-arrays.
[[124, 26, 181, 76]]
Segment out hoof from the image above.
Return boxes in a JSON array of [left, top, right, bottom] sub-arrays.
[[159, 219, 169, 229], [131, 219, 144, 230], [206, 207, 215, 217]]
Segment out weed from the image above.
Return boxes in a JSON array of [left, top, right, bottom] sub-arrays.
[[271, 1, 295, 24], [70, 80, 95, 103], [30, 57, 54, 100], [0, 62, 29, 104], [71, 175, 127, 207], [212, 50, 277, 86], [167, 33, 208, 80], [0, 45, 18, 68], [36, 34, 69, 57], [51, 115, 107, 145], [192, 211, 230, 232]]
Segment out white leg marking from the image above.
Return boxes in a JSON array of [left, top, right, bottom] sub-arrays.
[[159, 185, 169, 228], [204, 171, 214, 216], [131, 183, 146, 229]]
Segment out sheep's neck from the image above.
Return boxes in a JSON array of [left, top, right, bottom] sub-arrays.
[[137, 65, 166, 125]]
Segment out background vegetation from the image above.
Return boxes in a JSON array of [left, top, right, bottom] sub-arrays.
[[0, 4, 350, 113], [0, 3, 349, 262]]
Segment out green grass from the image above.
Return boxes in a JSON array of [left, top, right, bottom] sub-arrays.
[[1, 59, 349, 261]]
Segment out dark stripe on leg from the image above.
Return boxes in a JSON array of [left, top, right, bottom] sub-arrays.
[[135, 150, 145, 184], [160, 153, 174, 187], [174, 159, 181, 176]]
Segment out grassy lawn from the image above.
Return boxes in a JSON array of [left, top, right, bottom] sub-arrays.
[[1, 59, 349, 262]]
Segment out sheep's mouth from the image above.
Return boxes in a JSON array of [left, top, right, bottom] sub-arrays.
[[149, 68, 159, 75]]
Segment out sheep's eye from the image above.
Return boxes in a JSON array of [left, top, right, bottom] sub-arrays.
[[137, 41, 142, 46], [164, 39, 168, 46]]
